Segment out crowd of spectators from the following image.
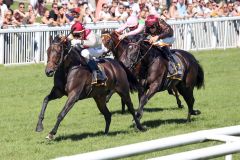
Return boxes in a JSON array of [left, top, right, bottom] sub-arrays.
[[0, 0, 240, 28]]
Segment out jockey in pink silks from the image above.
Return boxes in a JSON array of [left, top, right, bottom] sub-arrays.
[[115, 16, 145, 40]]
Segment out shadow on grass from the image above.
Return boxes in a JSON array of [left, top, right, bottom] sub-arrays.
[[110, 106, 183, 115], [54, 130, 128, 142], [141, 118, 194, 129]]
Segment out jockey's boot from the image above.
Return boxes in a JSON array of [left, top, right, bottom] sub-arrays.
[[162, 47, 182, 77], [87, 59, 107, 85]]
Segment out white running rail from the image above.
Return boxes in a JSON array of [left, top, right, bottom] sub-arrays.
[[53, 125, 240, 160], [0, 17, 240, 65]]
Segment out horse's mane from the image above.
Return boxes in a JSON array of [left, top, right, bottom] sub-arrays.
[[52, 35, 62, 44]]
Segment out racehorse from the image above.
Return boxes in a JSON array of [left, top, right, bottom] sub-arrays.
[[101, 30, 204, 122], [35, 35, 145, 140]]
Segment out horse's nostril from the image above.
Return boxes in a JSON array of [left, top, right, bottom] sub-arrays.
[[45, 69, 54, 77]]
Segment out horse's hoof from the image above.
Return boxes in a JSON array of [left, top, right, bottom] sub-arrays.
[[46, 134, 55, 140], [192, 110, 201, 115], [136, 125, 147, 132], [178, 105, 184, 109], [36, 124, 44, 132], [139, 125, 147, 132]]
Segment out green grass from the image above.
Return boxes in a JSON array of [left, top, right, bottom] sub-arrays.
[[0, 48, 240, 160]]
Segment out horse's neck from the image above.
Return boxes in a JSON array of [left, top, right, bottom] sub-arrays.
[[63, 49, 81, 71]]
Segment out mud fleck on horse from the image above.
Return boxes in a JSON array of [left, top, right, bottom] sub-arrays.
[[35, 35, 145, 140]]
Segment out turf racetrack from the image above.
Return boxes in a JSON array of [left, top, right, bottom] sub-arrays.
[[0, 49, 239, 160]]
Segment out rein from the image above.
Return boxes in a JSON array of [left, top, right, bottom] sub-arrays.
[[130, 43, 154, 69]]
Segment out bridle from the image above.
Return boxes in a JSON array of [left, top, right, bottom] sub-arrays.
[[102, 32, 153, 69], [128, 41, 154, 69]]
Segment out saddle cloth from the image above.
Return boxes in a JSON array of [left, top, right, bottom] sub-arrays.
[[167, 52, 184, 81]]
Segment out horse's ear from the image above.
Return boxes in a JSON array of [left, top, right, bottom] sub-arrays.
[[101, 29, 109, 35], [49, 35, 53, 45]]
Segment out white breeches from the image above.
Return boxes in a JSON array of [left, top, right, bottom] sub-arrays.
[[157, 36, 175, 44], [81, 44, 108, 60]]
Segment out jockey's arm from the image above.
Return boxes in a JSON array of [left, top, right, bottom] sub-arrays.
[[115, 23, 128, 33], [157, 22, 174, 39], [82, 31, 97, 47], [126, 24, 144, 36]]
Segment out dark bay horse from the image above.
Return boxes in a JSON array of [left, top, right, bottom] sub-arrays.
[[35, 35, 145, 140], [102, 31, 204, 122]]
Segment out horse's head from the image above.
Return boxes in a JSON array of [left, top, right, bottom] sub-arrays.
[[101, 30, 115, 51], [101, 30, 127, 58], [45, 35, 68, 77]]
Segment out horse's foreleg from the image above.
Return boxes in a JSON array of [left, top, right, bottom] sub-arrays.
[[36, 87, 63, 132], [94, 96, 112, 134], [47, 93, 78, 140], [136, 83, 159, 120]]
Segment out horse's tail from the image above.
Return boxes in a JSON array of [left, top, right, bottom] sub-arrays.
[[196, 62, 205, 89], [119, 62, 139, 93]]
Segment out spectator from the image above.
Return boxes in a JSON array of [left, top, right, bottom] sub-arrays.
[[130, 0, 140, 16], [138, 7, 148, 21], [3, 9, 20, 28], [169, 0, 180, 19], [35, 0, 46, 16], [209, 2, 219, 17], [115, 4, 128, 21], [160, 8, 170, 20], [83, 6, 96, 23], [68, 0, 78, 9], [1, 0, 8, 16], [231, 2, 240, 16], [176, 0, 187, 18], [49, 3, 59, 25], [0, 7, 2, 27], [61, 1, 69, 13], [193, 0, 207, 18], [150, 0, 162, 16], [98, 3, 112, 21], [58, 6, 70, 25], [109, 5, 117, 20], [13, 2, 27, 25], [219, 3, 230, 17], [41, 9, 54, 25], [3, 0, 13, 9], [125, 6, 133, 17], [25, 4, 37, 24]]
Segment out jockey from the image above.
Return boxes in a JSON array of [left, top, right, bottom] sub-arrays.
[[116, 16, 145, 41], [70, 21, 108, 84], [145, 14, 182, 77]]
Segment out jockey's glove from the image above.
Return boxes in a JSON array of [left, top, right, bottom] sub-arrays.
[[119, 34, 127, 40], [71, 39, 82, 46]]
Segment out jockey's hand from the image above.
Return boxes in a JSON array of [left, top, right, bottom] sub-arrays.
[[149, 35, 159, 44], [119, 34, 127, 40], [71, 39, 82, 46]]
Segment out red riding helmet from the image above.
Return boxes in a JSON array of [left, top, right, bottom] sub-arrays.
[[71, 22, 85, 33], [145, 15, 159, 27]]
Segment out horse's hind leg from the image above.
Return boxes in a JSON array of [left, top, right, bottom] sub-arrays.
[[47, 92, 78, 140], [94, 96, 112, 134], [106, 90, 126, 114], [36, 87, 64, 132], [172, 86, 183, 108], [177, 85, 201, 122]]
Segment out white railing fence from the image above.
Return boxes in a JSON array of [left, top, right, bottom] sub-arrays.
[[54, 125, 240, 160], [0, 17, 239, 65]]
